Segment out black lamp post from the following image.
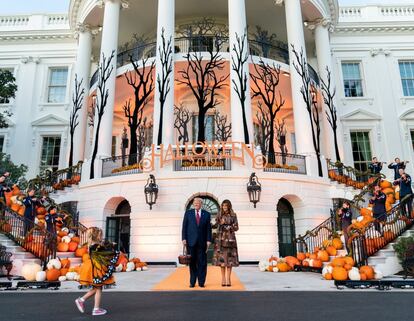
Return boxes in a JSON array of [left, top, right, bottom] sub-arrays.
[[144, 174, 158, 210], [247, 172, 261, 208], [121, 127, 129, 167]]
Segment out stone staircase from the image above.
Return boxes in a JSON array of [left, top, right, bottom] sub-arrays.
[[368, 227, 414, 276], [0, 233, 41, 276]]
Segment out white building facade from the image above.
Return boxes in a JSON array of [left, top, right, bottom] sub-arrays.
[[1, 1, 414, 262]]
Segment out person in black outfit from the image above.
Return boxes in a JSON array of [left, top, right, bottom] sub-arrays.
[[23, 188, 38, 235], [368, 157, 383, 175], [182, 198, 212, 288], [388, 158, 408, 180], [369, 185, 387, 233], [339, 201, 352, 251], [45, 206, 57, 234], [394, 169, 413, 218]]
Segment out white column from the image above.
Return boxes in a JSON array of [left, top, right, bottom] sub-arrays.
[[314, 21, 344, 162], [72, 24, 93, 165], [228, 0, 253, 144], [283, 0, 318, 176], [153, 0, 175, 146], [95, 0, 121, 159]]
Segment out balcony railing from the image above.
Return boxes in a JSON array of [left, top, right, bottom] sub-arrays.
[[102, 154, 143, 178], [173, 148, 232, 171], [90, 36, 320, 87], [263, 152, 307, 175]]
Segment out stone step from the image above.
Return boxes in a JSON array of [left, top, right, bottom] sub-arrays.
[[11, 251, 36, 259], [368, 255, 387, 265], [56, 251, 77, 258]]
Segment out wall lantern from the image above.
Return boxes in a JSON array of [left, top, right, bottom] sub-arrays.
[[247, 172, 261, 208], [144, 174, 158, 210]]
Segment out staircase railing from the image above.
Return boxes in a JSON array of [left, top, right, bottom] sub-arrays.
[[28, 161, 83, 194], [295, 209, 338, 253], [0, 204, 57, 268], [349, 195, 414, 267]]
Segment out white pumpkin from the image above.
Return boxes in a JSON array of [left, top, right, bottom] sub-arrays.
[[68, 233, 75, 238], [65, 272, 77, 281], [61, 227, 69, 233], [258, 260, 269, 272], [348, 267, 361, 281], [21, 263, 42, 281], [126, 262, 135, 272], [322, 265, 333, 277], [58, 276, 67, 282], [61, 236, 71, 244], [47, 259, 62, 270], [272, 267, 279, 273], [142, 266, 148, 271], [35, 270, 46, 282], [115, 264, 123, 272], [374, 270, 383, 280], [74, 273, 80, 281], [135, 267, 142, 272]]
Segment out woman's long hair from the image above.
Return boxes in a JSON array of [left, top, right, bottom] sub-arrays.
[[219, 199, 235, 218]]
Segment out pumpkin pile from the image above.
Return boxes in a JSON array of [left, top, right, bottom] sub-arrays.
[[115, 252, 148, 272], [322, 258, 382, 281], [56, 228, 84, 253], [258, 256, 300, 272], [8, 186, 25, 216]]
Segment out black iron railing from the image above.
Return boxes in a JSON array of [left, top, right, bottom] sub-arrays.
[[0, 205, 57, 268], [102, 154, 143, 178], [349, 195, 414, 267], [28, 161, 83, 194], [295, 210, 338, 253], [264, 152, 306, 175], [173, 148, 232, 171], [89, 36, 320, 87]]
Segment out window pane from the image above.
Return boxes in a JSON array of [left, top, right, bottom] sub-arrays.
[[191, 115, 214, 143], [342, 62, 364, 97], [400, 61, 414, 96], [40, 136, 61, 172], [50, 68, 68, 86], [48, 67, 68, 103], [350, 131, 372, 176], [0, 136, 4, 152]]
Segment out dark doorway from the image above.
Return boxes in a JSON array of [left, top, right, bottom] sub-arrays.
[[186, 195, 220, 263], [277, 198, 296, 257], [106, 199, 131, 255]]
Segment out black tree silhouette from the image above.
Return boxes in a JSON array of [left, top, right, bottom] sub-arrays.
[[174, 104, 190, 144]]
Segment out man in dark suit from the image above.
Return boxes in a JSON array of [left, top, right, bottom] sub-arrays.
[[182, 198, 212, 288]]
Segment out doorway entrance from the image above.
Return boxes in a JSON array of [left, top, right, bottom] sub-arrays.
[[106, 199, 131, 254], [277, 198, 296, 257]]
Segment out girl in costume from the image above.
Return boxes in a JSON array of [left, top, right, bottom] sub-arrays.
[[75, 227, 119, 316]]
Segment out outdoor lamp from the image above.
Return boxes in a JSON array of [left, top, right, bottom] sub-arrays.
[[247, 172, 261, 208], [144, 174, 158, 210]]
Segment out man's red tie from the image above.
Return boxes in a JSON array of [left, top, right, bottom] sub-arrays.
[[196, 210, 200, 226]]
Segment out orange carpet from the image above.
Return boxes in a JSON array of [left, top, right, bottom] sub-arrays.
[[152, 266, 245, 291]]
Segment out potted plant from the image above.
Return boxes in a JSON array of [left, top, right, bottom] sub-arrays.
[[393, 236, 414, 278]]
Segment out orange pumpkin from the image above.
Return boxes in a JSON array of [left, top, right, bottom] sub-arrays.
[[10, 203, 20, 212], [382, 187, 395, 195], [68, 242, 78, 252], [296, 252, 306, 261], [360, 272, 367, 281], [36, 207, 46, 215], [380, 180, 392, 189], [285, 256, 300, 269], [302, 259, 310, 267], [75, 247, 88, 258], [344, 256, 354, 267], [82, 253, 90, 262], [359, 266, 374, 280], [276, 262, 290, 272], [326, 246, 337, 256], [344, 263, 353, 271], [309, 253, 317, 260], [57, 242, 69, 252], [58, 230, 68, 237], [332, 267, 348, 281], [46, 268, 60, 281], [18, 207, 25, 216], [331, 257, 346, 267], [317, 250, 329, 262], [310, 259, 323, 268], [313, 247, 320, 254], [60, 258, 71, 269], [324, 273, 333, 280], [60, 268, 69, 276], [71, 236, 80, 244], [360, 208, 372, 217], [332, 238, 343, 250], [386, 195, 395, 204]]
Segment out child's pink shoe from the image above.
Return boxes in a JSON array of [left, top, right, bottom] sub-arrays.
[[75, 298, 85, 313], [92, 308, 107, 316]]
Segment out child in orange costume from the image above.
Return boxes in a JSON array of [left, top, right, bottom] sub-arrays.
[[75, 227, 119, 316]]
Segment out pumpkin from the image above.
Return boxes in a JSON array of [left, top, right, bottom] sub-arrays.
[[383, 231, 395, 242], [284, 256, 300, 269], [126, 262, 136, 272], [317, 250, 329, 262], [21, 263, 42, 281], [296, 252, 306, 261], [322, 265, 333, 277], [35, 270, 46, 282], [36, 207, 46, 215], [57, 242, 69, 252], [68, 242, 78, 252], [75, 246, 88, 257], [332, 238, 343, 250], [309, 253, 317, 260], [359, 266, 375, 280], [385, 202, 392, 212], [313, 247, 320, 254], [58, 230, 68, 237], [382, 187, 395, 195], [302, 259, 310, 267], [10, 203, 20, 212], [305, 252, 311, 258], [116, 253, 129, 267], [47, 258, 62, 270], [61, 236, 71, 244], [18, 207, 25, 216], [386, 195, 395, 204], [310, 259, 322, 268], [332, 267, 348, 281], [276, 262, 290, 272], [60, 258, 71, 269], [66, 272, 77, 281], [374, 270, 383, 280], [324, 273, 333, 280], [46, 268, 60, 281], [71, 236, 80, 244], [330, 257, 346, 267], [360, 273, 367, 281], [348, 267, 361, 281], [344, 263, 353, 271], [82, 253, 90, 262], [322, 239, 331, 248], [326, 246, 337, 256], [380, 180, 392, 189], [344, 256, 354, 267], [58, 276, 67, 282], [60, 268, 69, 276]]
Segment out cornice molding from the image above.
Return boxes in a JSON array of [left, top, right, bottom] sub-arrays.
[[334, 24, 414, 34], [0, 32, 75, 42], [305, 18, 335, 32]]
